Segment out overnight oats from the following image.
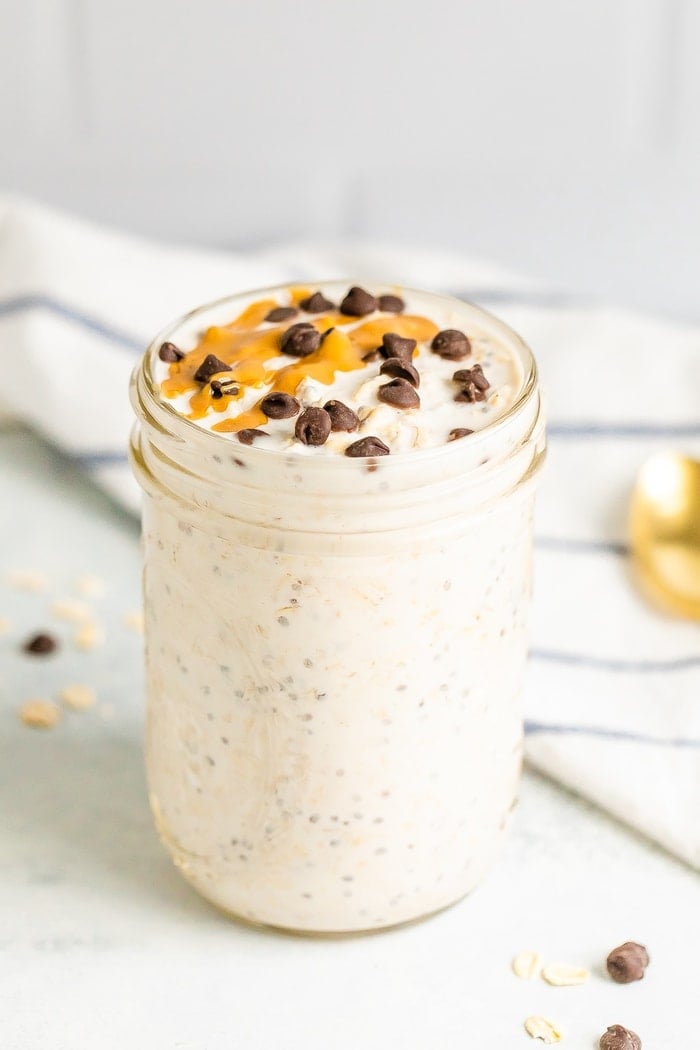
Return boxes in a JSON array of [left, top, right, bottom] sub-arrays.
[[129, 281, 545, 933]]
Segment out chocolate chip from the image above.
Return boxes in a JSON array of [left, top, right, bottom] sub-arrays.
[[345, 436, 390, 457], [23, 632, 57, 655], [599, 1024, 642, 1050], [379, 357, 420, 387], [193, 354, 232, 383], [158, 341, 184, 362], [299, 291, 335, 313], [265, 306, 298, 323], [431, 328, 472, 360], [606, 943, 649, 984], [280, 323, 322, 357], [210, 379, 239, 400], [295, 407, 332, 445], [324, 400, 359, 432], [362, 349, 383, 363], [237, 428, 268, 445], [448, 428, 474, 441], [454, 364, 490, 402], [378, 294, 405, 313], [339, 286, 378, 316], [378, 378, 420, 409], [260, 391, 301, 419], [381, 333, 416, 362], [453, 364, 489, 389]]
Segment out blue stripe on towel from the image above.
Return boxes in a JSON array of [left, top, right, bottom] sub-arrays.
[[0, 293, 143, 352], [531, 649, 700, 673], [535, 537, 629, 556], [525, 719, 700, 749]]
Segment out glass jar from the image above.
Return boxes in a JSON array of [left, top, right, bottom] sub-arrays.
[[129, 283, 545, 934]]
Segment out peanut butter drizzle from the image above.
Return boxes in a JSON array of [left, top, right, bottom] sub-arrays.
[[159, 294, 439, 433]]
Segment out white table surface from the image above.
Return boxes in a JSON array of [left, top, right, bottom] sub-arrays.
[[1, 424, 698, 1050]]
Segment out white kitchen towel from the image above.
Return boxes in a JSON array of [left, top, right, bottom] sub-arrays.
[[2, 195, 699, 868]]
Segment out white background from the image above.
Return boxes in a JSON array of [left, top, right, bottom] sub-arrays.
[[1, 0, 699, 318]]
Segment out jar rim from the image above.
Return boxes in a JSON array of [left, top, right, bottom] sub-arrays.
[[137, 279, 539, 471]]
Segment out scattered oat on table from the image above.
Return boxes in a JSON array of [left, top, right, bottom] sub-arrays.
[[19, 699, 62, 729], [124, 610, 144, 633], [75, 574, 106, 598], [524, 1016, 564, 1044], [0, 615, 11, 635], [7, 570, 48, 592], [75, 622, 105, 651], [60, 684, 97, 711], [512, 951, 543, 980], [51, 599, 92, 623], [541, 963, 590, 987]]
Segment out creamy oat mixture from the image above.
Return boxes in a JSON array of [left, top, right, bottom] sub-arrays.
[[133, 283, 543, 932]]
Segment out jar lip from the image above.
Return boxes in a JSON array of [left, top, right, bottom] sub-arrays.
[[138, 279, 539, 468]]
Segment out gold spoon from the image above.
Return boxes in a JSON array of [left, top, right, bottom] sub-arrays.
[[629, 451, 700, 619]]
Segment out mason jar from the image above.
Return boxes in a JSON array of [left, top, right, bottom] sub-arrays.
[[129, 283, 545, 934]]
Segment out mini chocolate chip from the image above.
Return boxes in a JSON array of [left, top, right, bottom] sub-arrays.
[[453, 363, 489, 390], [299, 291, 335, 313], [324, 400, 359, 432], [378, 294, 405, 313], [339, 286, 378, 316], [260, 391, 301, 419], [237, 428, 268, 445], [280, 323, 322, 357], [345, 436, 390, 457], [431, 328, 472, 360], [379, 357, 420, 387], [599, 1024, 642, 1050], [378, 377, 420, 409], [295, 407, 332, 445], [210, 379, 239, 400], [265, 306, 298, 323], [606, 942, 649, 984], [158, 341, 184, 362], [381, 333, 416, 362], [454, 365, 491, 403], [448, 428, 474, 441], [23, 632, 57, 655], [193, 354, 232, 383]]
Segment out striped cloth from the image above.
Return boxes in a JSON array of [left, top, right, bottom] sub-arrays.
[[2, 195, 699, 868]]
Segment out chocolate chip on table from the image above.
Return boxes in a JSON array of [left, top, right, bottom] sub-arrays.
[[448, 428, 474, 441], [382, 333, 416, 363], [378, 294, 405, 313], [454, 364, 490, 402], [237, 428, 268, 445], [606, 942, 649, 984], [295, 407, 332, 446], [260, 391, 301, 419], [599, 1024, 642, 1050], [431, 328, 472, 360], [339, 286, 378, 317], [344, 436, 391, 457], [210, 379, 239, 400], [379, 357, 420, 387], [158, 341, 184, 362], [265, 306, 298, 323], [280, 323, 322, 357], [193, 354, 232, 383], [299, 291, 335, 313], [23, 632, 58, 656], [378, 377, 421, 409], [324, 400, 359, 432]]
